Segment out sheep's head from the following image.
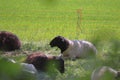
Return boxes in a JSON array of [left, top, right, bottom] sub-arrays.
[[52, 56, 64, 73], [50, 36, 69, 53]]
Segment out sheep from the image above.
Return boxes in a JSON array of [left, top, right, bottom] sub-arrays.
[[0, 31, 21, 51], [91, 66, 120, 80], [25, 52, 65, 74], [50, 36, 97, 60]]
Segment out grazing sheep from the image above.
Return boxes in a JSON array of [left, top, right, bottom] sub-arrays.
[[91, 66, 120, 80], [0, 31, 21, 51], [50, 36, 97, 59], [25, 52, 65, 74]]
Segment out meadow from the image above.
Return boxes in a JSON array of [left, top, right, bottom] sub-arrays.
[[0, 0, 120, 80]]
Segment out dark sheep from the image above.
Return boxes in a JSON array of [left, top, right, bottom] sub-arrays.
[[25, 52, 65, 74], [0, 31, 21, 51]]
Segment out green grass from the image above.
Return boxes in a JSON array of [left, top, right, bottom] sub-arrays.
[[0, 0, 120, 41], [0, 0, 120, 80]]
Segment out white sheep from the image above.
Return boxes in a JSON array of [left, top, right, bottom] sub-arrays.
[[50, 36, 97, 60]]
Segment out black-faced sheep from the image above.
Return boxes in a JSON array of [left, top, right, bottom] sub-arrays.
[[0, 31, 21, 51], [91, 66, 120, 80], [25, 52, 65, 74], [50, 36, 97, 59]]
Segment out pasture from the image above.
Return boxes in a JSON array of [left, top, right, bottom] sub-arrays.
[[0, 0, 120, 80]]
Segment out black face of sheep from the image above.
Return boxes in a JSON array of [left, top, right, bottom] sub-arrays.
[[50, 36, 69, 53], [54, 57, 64, 73], [25, 52, 65, 74], [0, 31, 21, 51]]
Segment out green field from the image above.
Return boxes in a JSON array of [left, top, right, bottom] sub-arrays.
[[0, 0, 120, 80], [0, 0, 120, 41]]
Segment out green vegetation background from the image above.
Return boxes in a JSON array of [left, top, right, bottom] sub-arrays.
[[0, 0, 120, 80], [0, 0, 120, 41]]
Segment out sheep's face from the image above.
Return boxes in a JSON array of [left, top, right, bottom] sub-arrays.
[[50, 36, 65, 47], [54, 57, 65, 73], [46, 57, 65, 74], [50, 36, 69, 53]]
